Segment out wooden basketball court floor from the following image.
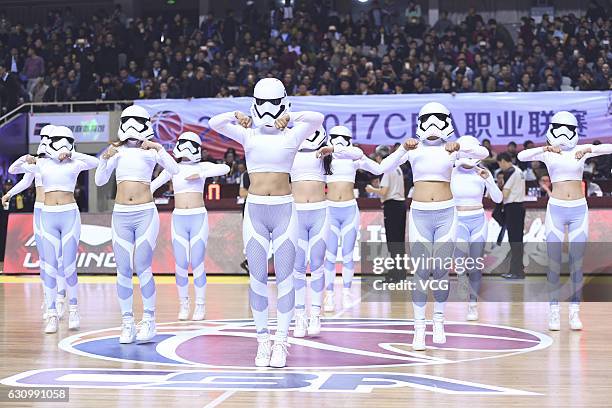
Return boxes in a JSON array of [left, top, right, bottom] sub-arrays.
[[0, 274, 610, 407]]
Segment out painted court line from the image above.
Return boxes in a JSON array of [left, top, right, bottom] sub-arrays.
[[203, 390, 236, 408]]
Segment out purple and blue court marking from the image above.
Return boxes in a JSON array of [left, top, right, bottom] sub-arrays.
[[0, 368, 540, 395], [58, 318, 552, 370]]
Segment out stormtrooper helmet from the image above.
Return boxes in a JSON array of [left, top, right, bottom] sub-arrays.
[[328, 125, 352, 147], [416, 102, 455, 141], [37, 124, 55, 156], [299, 126, 327, 150], [455, 135, 482, 168], [173, 131, 202, 163], [250, 78, 291, 127], [46, 126, 75, 160], [118, 105, 154, 141], [546, 111, 579, 150]]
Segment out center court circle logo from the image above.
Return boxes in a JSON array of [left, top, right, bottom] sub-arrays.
[[59, 318, 552, 370]]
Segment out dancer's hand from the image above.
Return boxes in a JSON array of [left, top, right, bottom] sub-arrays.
[[25, 155, 37, 164], [544, 145, 562, 154], [316, 146, 334, 158], [1, 194, 10, 207], [274, 114, 290, 130], [477, 167, 491, 179], [58, 152, 72, 161], [102, 145, 118, 160], [365, 184, 376, 193], [403, 138, 419, 150], [575, 147, 592, 159], [234, 111, 252, 128], [445, 142, 460, 153], [141, 140, 163, 151]]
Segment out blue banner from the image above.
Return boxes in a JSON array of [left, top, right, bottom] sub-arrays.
[[137, 91, 612, 147]]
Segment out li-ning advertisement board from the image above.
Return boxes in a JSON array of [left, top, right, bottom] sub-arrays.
[[4, 209, 612, 275]]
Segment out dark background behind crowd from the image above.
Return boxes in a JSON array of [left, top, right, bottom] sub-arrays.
[[1, 0, 611, 114]]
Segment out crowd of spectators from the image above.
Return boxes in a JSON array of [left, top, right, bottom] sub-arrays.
[[1, 1, 611, 114], [1, 1, 611, 197]]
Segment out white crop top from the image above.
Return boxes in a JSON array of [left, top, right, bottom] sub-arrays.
[[95, 145, 180, 186], [326, 155, 383, 183], [150, 161, 230, 194], [22, 152, 99, 193], [451, 166, 503, 206], [208, 111, 324, 174], [517, 144, 612, 183], [8, 154, 44, 187], [378, 141, 489, 182], [290, 145, 364, 183]]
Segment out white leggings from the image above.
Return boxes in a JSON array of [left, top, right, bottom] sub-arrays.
[[34, 203, 66, 301], [408, 200, 457, 320], [171, 207, 209, 303], [112, 202, 159, 318], [545, 197, 588, 305], [41, 203, 81, 310], [324, 200, 360, 290], [243, 194, 297, 340], [294, 201, 329, 312]]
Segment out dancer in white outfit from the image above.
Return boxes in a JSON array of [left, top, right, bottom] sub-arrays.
[[317, 126, 382, 312], [19, 126, 99, 333], [151, 131, 230, 321], [3, 125, 68, 321], [517, 111, 612, 331], [378, 102, 488, 350], [209, 77, 324, 368], [451, 135, 503, 321], [290, 126, 363, 336], [95, 105, 180, 344]]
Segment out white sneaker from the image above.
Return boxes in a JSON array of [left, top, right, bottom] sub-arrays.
[[56, 294, 66, 320], [136, 316, 157, 342], [293, 310, 307, 338], [412, 319, 426, 351], [192, 302, 206, 321], [432, 313, 446, 344], [323, 290, 335, 312], [255, 335, 271, 367], [342, 288, 353, 307], [549, 304, 561, 331], [269, 340, 290, 368], [569, 304, 583, 331], [467, 302, 478, 321], [68, 305, 80, 330], [119, 316, 137, 344], [307, 313, 321, 336], [178, 298, 190, 320], [44, 311, 59, 334]]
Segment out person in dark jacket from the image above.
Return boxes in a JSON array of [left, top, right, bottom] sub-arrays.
[[185, 66, 213, 98]]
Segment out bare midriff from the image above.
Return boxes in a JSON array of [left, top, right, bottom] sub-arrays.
[[550, 180, 584, 200], [326, 181, 356, 202], [247, 172, 291, 196], [115, 181, 154, 205]]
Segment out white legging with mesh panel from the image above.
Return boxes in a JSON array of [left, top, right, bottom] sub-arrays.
[[243, 194, 298, 341]]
